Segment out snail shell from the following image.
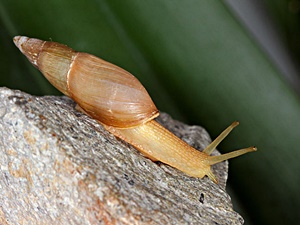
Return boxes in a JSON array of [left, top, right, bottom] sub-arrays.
[[13, 36, 159, 128]]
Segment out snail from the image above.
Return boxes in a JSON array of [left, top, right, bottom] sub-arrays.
[[13, 36, 256, 183]]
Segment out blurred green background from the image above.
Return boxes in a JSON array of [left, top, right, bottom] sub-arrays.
[[1, 1, 300, 224]]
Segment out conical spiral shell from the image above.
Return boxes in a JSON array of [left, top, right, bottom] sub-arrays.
[[14, 36, 159, 128]]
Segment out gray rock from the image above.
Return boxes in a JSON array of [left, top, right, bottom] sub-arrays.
[[0, 87, 244, 224]]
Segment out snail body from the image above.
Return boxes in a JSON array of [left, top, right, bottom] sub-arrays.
[[14, 36, 256, 183]]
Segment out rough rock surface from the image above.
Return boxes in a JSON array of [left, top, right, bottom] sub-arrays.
[[0, 87, 244, 225]]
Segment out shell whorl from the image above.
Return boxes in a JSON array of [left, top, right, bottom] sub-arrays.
[[13, 36, 74, 96]]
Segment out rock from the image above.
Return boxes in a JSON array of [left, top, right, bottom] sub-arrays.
[[0, 87, 244, 224]]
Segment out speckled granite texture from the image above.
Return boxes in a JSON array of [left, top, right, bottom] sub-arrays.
[[0, 87, 243, 225]]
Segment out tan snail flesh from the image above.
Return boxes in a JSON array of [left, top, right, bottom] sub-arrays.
[[13, 36, 256, 183]]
